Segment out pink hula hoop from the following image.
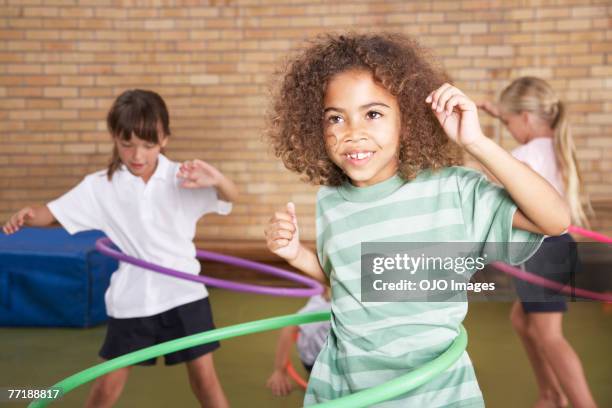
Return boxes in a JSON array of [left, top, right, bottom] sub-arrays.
[[568, 225, 612, 244], [491, 262, 612, 303], [493, 225, 612, 302]]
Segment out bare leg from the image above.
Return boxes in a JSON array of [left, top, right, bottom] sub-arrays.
[[526, 312, 597, 408], [84, 365, 131, 408], [186, 353, 229, 408], [510, 301, 567, 408]]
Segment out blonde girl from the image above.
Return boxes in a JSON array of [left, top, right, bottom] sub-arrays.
[[480, 76, 597, 408]]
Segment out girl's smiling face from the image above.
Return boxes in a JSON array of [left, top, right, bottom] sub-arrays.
[[323, 69, 401, 187]]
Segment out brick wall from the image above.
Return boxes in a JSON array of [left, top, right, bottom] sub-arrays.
[[1, 0, 610, 249]]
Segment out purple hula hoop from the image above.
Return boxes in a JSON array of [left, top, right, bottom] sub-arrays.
[[95, 238, 324, 297]]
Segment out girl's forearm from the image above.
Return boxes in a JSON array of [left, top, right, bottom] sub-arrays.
[[215, 175, 239, 202], [273, 326, 298, 371], [290, 245, 327, 284], [28, 205, 57, 227], [465, 136, 570, 235]]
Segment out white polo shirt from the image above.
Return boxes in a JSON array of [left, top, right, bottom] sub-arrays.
[[47, 154, 232, 318]]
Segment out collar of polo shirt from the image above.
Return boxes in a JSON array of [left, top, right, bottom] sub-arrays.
[[119, 154, 170, 183]]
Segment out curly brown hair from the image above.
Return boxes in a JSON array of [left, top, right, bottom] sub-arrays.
[[266, 32, 461, 186]]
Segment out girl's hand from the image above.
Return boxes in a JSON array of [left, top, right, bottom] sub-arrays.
[[476, 100, 501, 119], [426, 83, 486, 147], [266, 369, 294, 396], [265, 203, 300, 262], [178, 159, 223, 189], [3, 207, 35, 235]]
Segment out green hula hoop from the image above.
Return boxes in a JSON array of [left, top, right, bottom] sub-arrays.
[[29, 311, 467, 408]]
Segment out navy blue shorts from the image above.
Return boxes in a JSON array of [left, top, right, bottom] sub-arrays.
[[515, 234, 581, 313], [99, 297, 220, 366]]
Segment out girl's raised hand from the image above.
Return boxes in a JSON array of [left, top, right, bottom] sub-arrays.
[[178, 159, 223, 189], [476, 100, 501, 119], [3, 207, 35, 235], [265, 202, 300, 262], [426, 83, 485, 147]]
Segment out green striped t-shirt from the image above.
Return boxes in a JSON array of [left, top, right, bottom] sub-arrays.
[[304, 166, 544, 407]]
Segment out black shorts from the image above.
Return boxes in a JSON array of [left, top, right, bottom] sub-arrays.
[[302, 361, 314, 373], [514, 234, 581, 313], [99, 297, 220, 366]]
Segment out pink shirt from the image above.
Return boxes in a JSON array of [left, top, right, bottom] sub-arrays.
[[511, 137, 565, 197]]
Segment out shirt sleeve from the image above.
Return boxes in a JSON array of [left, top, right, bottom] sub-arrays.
[[297, 296, 318, 314], [511, 143, 543, 174], [47, 175, 102, 234], [297, 295, 331, 314], [456, 168, 544, 265], [510, 144, 528, 162], [180, 185, 232, 220]]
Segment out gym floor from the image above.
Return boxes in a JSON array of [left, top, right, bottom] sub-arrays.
[[1, 289, 610, 407]]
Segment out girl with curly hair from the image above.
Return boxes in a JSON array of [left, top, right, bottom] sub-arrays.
[[264, 33, 570, 407]]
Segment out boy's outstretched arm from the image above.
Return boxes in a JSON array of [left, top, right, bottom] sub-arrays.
[[265, 203, 327, 283], [3, 205, 57, 234], [427, 84, 570, 236]]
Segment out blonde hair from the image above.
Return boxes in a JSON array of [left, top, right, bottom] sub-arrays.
[[498, 76, 592, 228]]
